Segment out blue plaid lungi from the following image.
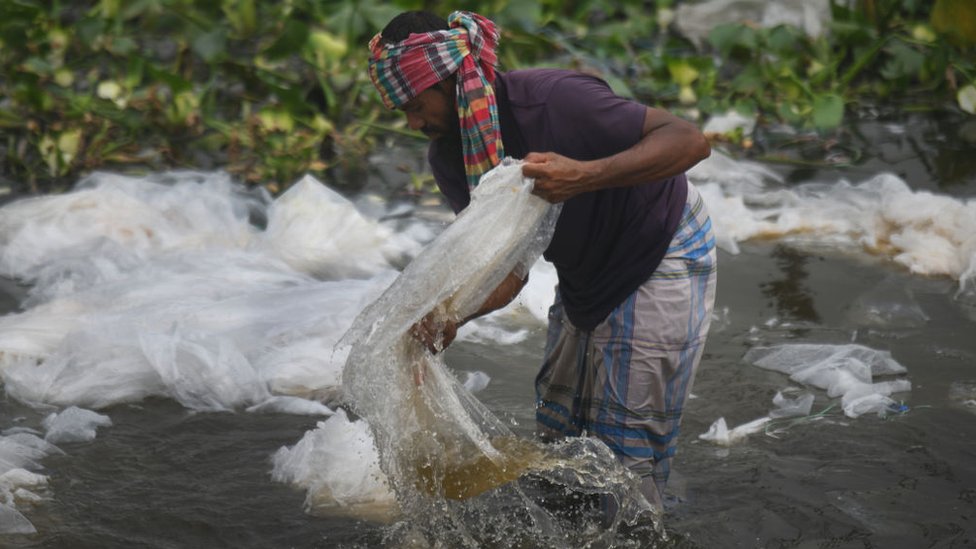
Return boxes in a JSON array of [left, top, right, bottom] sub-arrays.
[[535, 182, 717, 508]]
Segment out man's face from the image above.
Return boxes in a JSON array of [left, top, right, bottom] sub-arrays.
[[400, 82, 458, 142]]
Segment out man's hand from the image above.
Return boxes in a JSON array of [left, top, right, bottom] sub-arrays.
[[408, 269, 527, 356], [410, 311, 458, 355], [522, 152, 602, 203]]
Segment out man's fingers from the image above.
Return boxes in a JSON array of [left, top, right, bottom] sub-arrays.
[[521, 163, 549, 179], [409, 315, 459, 354]]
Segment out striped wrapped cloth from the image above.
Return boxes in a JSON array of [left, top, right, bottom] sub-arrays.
[[368, 11, 504, 189], [534, 182, 718, 508]]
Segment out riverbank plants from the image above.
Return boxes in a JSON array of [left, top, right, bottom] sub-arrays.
[[1, 0, 973, 194]]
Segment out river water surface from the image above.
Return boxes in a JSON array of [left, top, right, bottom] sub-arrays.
[[1, 112, 975, 548]]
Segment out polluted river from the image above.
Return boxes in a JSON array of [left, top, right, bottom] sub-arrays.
[[1, 111, 975, 548]]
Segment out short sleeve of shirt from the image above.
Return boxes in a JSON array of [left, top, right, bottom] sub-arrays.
[[428, 69, 687, 330], [538, 74, 647, 161]]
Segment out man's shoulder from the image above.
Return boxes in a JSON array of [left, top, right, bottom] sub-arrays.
[[499, 68, 607, 106]]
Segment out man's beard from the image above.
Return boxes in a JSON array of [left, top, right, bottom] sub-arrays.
[[428, 119, 460, 143]]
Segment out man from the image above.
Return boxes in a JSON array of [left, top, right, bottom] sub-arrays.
[[367, 10, 717, 509]]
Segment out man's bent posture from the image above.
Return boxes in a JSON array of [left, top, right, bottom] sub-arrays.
[[367, 10, 717, 509]]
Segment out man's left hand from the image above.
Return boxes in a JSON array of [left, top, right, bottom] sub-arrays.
[[410, 312, 458, 355], [522, 152, 602, 203]]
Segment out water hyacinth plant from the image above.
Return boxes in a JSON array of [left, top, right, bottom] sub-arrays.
[[0, 0, 972, 194]]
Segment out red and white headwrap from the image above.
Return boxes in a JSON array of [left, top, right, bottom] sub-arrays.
[[368, 11, 504, 189]]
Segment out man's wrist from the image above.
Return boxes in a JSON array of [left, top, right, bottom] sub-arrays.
[[584, 157, 610, 191]]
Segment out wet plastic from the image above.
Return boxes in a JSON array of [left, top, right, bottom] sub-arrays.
[[744, 344, 911, 418], [338, 160, 659, 545]]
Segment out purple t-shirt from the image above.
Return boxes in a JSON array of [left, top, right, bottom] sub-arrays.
[[429, 69, 688, 330]]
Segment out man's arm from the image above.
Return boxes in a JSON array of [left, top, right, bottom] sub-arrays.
[[523, 106, 709, 203], [412, 270, 528, 354]]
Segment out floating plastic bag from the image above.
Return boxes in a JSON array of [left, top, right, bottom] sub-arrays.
[[699, 390, 814, 446], [744, 344, 911, 418]]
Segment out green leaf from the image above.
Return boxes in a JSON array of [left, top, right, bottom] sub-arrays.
[[74, 16, 106, 45], [192, 28, 227, 64], [730, 64, 763, 94], [667, 60, 699, 87], [124, 56, 145, 88], [308, 30, 348, 62], [777, 101, 803, 125], [603, 74, 634, 99], [880, 41, 925, 80], [766, 25, 803, 54], [57, 129, 83, 166], [107, 36, 137, 56], [708, 23, 759, 57], [812, 94, 844, 129], [733, 98, 758, 117], [263, 19, 309, 60], [497, 0, 543, 32], [22, 56, 54, 75], [146, 65, 191, 93], [222, 0, 257, 35]]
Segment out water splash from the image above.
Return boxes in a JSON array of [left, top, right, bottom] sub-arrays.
[[339, 160, 661, 546]]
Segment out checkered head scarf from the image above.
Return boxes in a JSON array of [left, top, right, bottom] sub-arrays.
[[368, 11, 504, 189]]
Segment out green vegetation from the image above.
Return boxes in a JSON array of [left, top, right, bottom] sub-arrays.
[[1, 0, 973, 194]]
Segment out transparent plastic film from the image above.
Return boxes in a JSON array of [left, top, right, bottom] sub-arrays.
[[339, 160, 660, 546]]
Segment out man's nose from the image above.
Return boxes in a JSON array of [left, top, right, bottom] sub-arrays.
[[406, 112, 424, 132]]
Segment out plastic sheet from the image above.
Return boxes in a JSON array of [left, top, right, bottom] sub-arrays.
[[744, 344, 911, 418], [0, 432, 59, 534], [271, 409, 396, 520], [338, 160, 658, 545], [699, 390, 814, 446], [260, 175, 420, 279], [42, 406, 112, 444], [846, 276, 930, 328], [690, 153, 976, 287], [949, 380, 976, 414], [0, 175, 400, 410], [675, 0, 831, 47]]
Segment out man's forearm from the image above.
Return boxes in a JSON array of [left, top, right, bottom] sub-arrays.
[[463, 270, 528, 324], [523, 107, 710, 203]]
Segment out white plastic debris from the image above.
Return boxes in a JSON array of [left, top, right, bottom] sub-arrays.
[[744, 344, 911, 418], [42, 406, 112, 444]]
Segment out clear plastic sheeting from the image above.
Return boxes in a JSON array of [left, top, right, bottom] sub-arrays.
[[699, 391, 815, 446], [339, 160, 658, 546], [675, 0, 831, 47], [690, 152, 976, 292], [0, 171, 266, 291], [703, 110, 757, 139], [42, 406, 112, 444], [744, 344, 911, 418], [0, 263, 385, 410], [949, 381, 976, 414], [0, 431, 60, 534], [846, 276, 930, 329], [271, 409, 396, 521], [260, 175, 420, 279], [0, 169, 407, 411], [769, 391, 816, 419], [245, 396, 335, 416], [462, 371, 491, 394]]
